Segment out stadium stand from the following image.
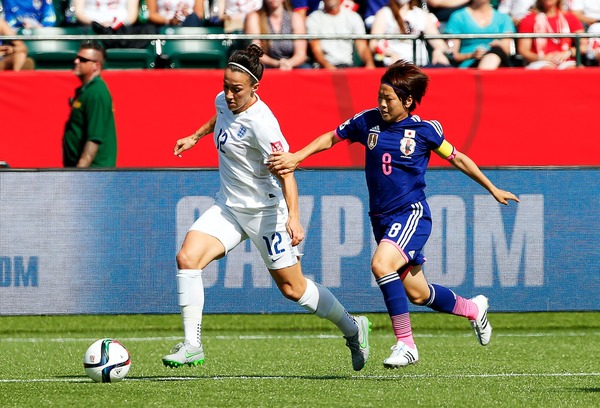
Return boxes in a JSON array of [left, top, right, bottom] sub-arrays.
[[104, 42, 158, 69], [159, 26, 228, 68], [19, 26, 80, 69]]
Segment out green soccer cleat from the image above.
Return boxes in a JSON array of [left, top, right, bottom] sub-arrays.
[[162, 340, 205, 368], [344, 315, 371, 371]]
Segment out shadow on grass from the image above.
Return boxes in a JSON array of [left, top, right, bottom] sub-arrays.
[[57, 375, 367, 382], [576, 387, 600, 393]]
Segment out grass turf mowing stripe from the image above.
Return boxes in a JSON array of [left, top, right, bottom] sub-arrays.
[[2, 331, 600, 343]]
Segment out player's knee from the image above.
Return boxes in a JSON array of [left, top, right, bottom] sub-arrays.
[[406, 288, 429, 306], [279, 283, 302, 302], [371, 257, 394, 278], [176, 249, 198, 270]]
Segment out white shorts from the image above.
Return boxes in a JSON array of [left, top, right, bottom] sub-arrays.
[[189, 200, 301, 270], [526, 60, 577, 70]]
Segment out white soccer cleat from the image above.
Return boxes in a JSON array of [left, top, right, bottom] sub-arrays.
[[162, 340, 205, 368], [470, 295, 492, 346], [383, 341, 419, 368], [344, 315, 371, 371]]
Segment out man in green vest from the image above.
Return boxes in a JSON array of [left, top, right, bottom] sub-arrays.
[[63, 41, 117, 168]]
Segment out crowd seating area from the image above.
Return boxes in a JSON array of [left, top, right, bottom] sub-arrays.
[[17, 26, 229, 69], [1, 0, 600, 70]]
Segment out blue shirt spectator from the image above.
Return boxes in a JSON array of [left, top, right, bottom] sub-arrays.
[[445, 0, 515, 68], [291, 0, 322, 15], [363, 0, 388, 29], [2, 0, 57, 28]]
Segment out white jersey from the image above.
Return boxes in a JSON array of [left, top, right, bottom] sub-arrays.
[[377, 6, 431, 66], [306, 7, 367, 66], [569, 0, 600, 19], [81, 0, 130, 24], [213, 91, 287, 209], [156, 0, 195, 20]]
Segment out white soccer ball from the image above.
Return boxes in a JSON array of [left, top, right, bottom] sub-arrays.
[[83, 338, 131, 383]]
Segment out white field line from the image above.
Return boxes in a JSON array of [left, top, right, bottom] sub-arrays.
[[1, 331, 600, 343], [0, 372, 599, 383]]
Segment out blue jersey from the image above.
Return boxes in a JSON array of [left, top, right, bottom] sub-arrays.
[[336, 109, 445, 216], [3, 0, 56, 28]]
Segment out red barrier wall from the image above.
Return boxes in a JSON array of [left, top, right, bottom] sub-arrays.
[[1, 68, 599, 168]]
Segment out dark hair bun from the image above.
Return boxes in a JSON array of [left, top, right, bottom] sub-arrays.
[[246, 44, 264, 60]]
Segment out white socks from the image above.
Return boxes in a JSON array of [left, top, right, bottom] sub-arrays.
[[177, 269, 204, 347], [298, 279, 358, 337], [176, 272, 357, 344]]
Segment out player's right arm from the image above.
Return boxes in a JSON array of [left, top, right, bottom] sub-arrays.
[[268, 130, 340, 174], [174, 114, 217, 157]]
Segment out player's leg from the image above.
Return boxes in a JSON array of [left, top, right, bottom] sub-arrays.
[[269, 263, 370, 371], [248, 201, 370, 371], [163, 204, 244, 368], [371, 242, 419, 368], [402, 268, 492, 346]]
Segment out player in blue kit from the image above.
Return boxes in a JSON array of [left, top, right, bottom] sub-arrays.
[[163, 44, 370, 372], [268, 59, 519, 368]]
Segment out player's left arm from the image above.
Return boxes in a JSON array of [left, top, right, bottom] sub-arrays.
[[434, 140, 519, 205], [272, 171, 305, 246]]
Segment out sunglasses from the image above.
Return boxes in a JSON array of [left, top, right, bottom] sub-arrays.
[[75, 55, 98, 63]]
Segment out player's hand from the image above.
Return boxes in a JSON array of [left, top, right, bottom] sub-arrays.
[[267, 152, 299, 175], [492, 188, 520, 205], [173, 135, 197, 157], [286, 217, 304, 247]]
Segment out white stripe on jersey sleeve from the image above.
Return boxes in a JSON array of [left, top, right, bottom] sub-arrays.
[[424, 120, 443, 137]]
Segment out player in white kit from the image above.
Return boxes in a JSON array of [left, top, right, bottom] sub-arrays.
[[162, 44, 371, 371]]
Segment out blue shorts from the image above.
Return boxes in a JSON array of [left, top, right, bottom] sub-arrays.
[[370, 201, 432, 271]]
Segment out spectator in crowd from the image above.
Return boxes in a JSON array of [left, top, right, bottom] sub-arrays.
[[427, 0, 469, 30], [74, 0, 140, 28], [244, 0, 309, 69], [570, 0, 600, 62], [517, 0, 586, 68], [306, 0, 376, 68], [2, 0, 56, 28], [0, 16, 34, 70], [370, 0, 451, 67], [220, 0, 262, 32], [363, 0, 390, 30], [145, 0, 206, 27], [497, 0, 536, 27], [445, 0, 516, 69], [74, 0, 158, 47], [63, 41, 117, 168], [291, 0, 323, 21], [570, 0, 600, 26]]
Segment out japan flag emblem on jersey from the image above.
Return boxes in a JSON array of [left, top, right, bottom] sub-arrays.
[[270, 141, 284, 152]]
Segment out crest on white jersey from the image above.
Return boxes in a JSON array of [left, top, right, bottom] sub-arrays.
[[237, 126, 248, 139]]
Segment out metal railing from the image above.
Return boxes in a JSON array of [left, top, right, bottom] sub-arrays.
[[1, 32, 598, 67]]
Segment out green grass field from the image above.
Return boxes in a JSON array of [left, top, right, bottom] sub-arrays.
[[1, 312, 599, 407]]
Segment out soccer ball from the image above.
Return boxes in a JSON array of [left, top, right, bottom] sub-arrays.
[[83, 338, 131, 383]]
